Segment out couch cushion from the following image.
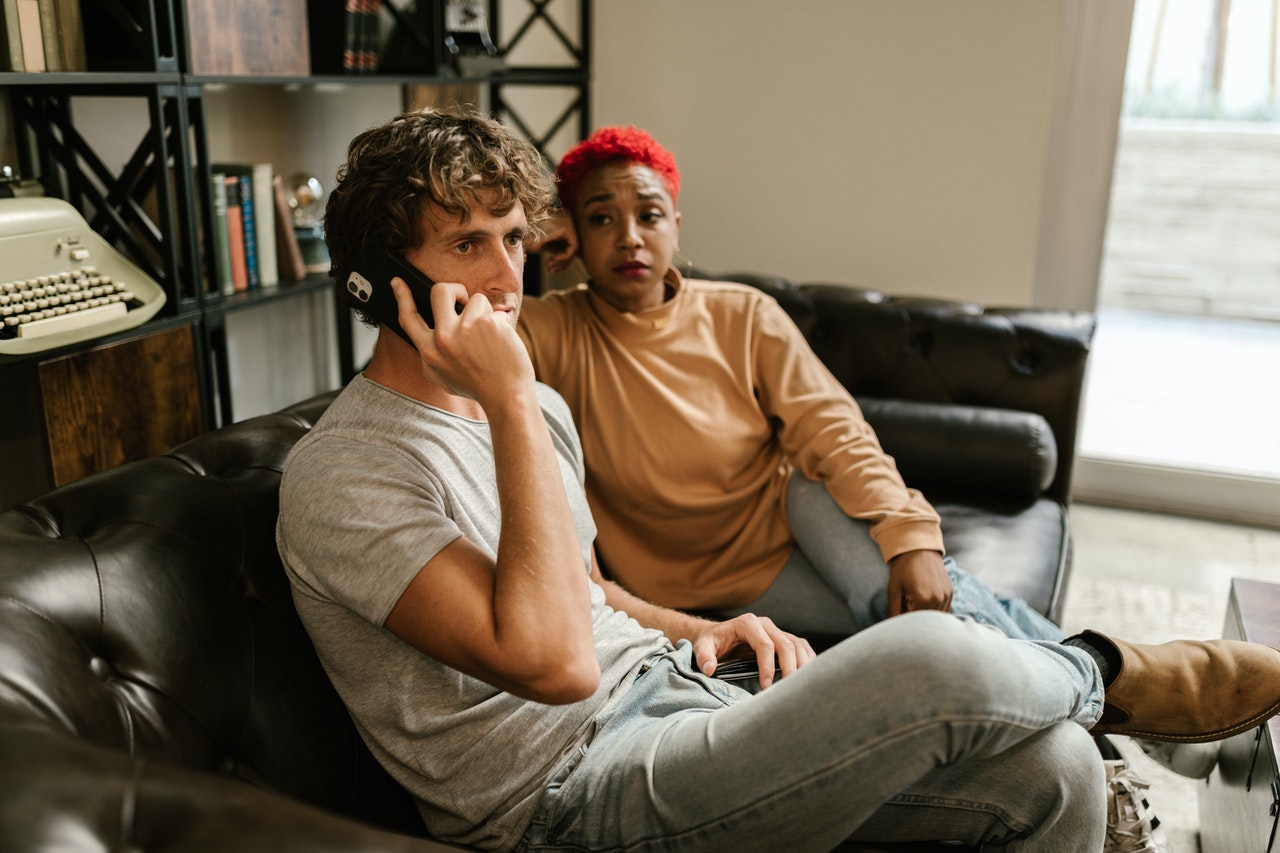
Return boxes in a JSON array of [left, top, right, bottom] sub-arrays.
[[858, 397, 1057, 501], [933, 497, 1071, 624], [0, 392, 423, 838]]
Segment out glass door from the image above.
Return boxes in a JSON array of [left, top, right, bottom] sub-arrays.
[[1074, 0, 1280, 527]]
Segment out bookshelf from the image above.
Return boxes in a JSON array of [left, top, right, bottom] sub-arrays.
[[0, 0, 591, 508]]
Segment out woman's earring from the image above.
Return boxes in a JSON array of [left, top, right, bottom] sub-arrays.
[[673, 248, 694, 278]]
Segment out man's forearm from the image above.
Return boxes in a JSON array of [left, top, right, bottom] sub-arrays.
[[596, 574, 716, 645], [488, 391, 595, 658]]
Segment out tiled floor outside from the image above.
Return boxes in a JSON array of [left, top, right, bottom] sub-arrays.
[[1079, 307, 1280, 480]]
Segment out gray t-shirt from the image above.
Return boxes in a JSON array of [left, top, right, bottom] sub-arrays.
[[277, 376, 669, 851]]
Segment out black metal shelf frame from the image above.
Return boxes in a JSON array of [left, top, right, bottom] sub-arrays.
[[1, 0, 590, 428], [10, 84, 205, 310], [489, 0, 592, 162]]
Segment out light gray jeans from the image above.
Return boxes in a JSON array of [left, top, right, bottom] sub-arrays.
[[722, 473, 1066, 643], [517, 612, 1106, 852]]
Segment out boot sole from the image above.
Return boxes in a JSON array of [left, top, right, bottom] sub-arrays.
[[1095, 696, 1280, 743]]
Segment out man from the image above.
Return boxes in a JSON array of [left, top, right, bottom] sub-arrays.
[[277, 106, 1280, 853]]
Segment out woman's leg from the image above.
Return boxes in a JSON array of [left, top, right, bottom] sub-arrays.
[[785, 471, 1065, 641], [782, 472, 891, 630], [716, 547, 862, 636], [519, 612, 1106, 853]]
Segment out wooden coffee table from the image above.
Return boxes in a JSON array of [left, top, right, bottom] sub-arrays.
[[1198, 577, 1280, 853]]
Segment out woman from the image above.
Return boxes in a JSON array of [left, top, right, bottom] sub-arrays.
[[518, 126, 1059, 642]]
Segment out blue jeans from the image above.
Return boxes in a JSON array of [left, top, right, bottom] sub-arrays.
[[722, 473, 1065, 642], [517, 613, 1105, 852]]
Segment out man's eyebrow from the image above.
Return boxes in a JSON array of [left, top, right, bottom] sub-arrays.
[[437, 227, 495, 243]]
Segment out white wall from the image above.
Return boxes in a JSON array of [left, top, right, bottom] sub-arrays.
[[590, 0, 1134, 310]]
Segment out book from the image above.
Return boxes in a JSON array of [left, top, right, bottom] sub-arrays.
[[2, 0, 24, 70], [342, 0, 359, 72], [272, 174, 307, 282], [15, 0, 43, 71], [213, 163, 277, 288], [309, 0, 381, 73], [237, 173, 259, 289], [362, 0, 384, 72], [223, 175, 249, 293], [35, 0, 58, 71], [338, 0, 383, 73], [248, 164, 277, 287], [209, 171, 235, 296], [52, 0, 84, 71]]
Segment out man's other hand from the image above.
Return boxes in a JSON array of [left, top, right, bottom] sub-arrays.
[[692, 614, 816, 690]]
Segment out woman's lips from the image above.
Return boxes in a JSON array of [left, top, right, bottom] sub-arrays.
[[614, 261, 649, 277]]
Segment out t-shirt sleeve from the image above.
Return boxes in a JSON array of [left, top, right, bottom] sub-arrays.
[[537, 382, 587, 487], [278, 435, 463, 626]]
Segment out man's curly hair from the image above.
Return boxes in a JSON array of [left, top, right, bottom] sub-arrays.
[[324, 106, 555, 327], [554, 126, 680, 211]]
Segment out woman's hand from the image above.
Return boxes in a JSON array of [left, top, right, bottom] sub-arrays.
[[690, 614, 816, 689], [886, 549, 953, 616], [529, 209, 579, 274]]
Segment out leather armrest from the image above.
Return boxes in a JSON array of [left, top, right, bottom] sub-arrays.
[[0, 715, 457, 852], [857, 397, 1057, 501]]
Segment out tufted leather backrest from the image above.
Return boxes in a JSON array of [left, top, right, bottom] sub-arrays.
[[0, 391, 424, 839], [708, 273, 1096, 503]]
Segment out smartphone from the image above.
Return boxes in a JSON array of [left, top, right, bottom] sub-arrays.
[[711, 654, 783, 683], [345, 249, 437, 346]]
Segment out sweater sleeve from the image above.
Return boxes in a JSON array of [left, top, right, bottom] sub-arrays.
[[748, 294, 945, 561]]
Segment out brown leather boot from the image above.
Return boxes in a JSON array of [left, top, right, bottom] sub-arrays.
[[1075, 629, 1280, 743]]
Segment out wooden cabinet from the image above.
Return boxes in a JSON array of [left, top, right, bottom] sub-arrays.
[[0, 0, 589, 509], [38, 323, 203, 486], [1199, 578, 1280, 853]]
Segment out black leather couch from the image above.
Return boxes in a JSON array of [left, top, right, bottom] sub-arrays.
[[0, 277, 1095, 852]]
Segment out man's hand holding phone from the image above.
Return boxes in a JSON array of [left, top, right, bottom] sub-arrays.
[[390, 278, 533, 410]]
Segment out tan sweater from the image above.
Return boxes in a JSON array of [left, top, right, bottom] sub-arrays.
[[518, 271, 943, 609]]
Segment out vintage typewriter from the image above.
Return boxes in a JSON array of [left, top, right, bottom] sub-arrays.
[[0, 196, 166, 358]]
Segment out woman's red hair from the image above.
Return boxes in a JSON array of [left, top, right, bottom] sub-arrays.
[[555, 126, 680, 209]]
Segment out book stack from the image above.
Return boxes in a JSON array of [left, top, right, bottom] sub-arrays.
[[209, 163, 308, 296], [343, 0, 383, 73], [2, 0, 86, 72], [310, 0, 389, 74]]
